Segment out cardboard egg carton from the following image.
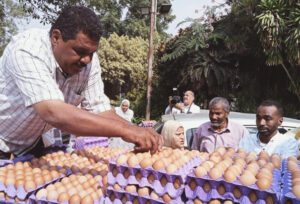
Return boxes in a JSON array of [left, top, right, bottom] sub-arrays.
[[73, 137, 109, 150], [280, 159, 300, 203], [27, 174, 105, 204], [185, 169, 281, 204], [107, 156, 202, 198], [105, 186, 184, 204]]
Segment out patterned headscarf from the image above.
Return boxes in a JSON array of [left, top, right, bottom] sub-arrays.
[[161, 120, 184, 148]]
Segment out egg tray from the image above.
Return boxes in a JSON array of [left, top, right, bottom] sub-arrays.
[[0, 160, 13, 167], [0, 154, 35, 167], [0, 173, 66, 201], [0, 195, 27, 204], [27, 194, 105, 204], [184, 169, 281, 204], [107, 156, 202, 198], [105, 186, 184, 204], [73, 137, 108, 150], [280, 169, 300, 204]]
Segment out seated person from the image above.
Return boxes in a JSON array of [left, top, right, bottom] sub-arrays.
[[191, 97, 248, 153], [161, 120, 185, 149], [115, 99, 134, 122], [238, 100, 298, 158], [165, 90, 200, 114]]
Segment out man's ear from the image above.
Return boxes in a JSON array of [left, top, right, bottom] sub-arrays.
[[50, 29, 62, 46], [278, 117, 283, 125]]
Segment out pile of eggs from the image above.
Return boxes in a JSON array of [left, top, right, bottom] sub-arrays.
[[115, 148, 208, 173], [75, 147, 128, 162], [110, 184, 173, 203], [287, 156, 300, 198], [34, 174, 104, 204], [193, 147, 280, 191]]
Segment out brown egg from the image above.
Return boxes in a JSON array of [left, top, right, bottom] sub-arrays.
[[233, 187, 242, 199], [189, 179, 197, 191], [203, 181, 211, 193], [150, 191, 159, 199], [173, 177, 181, 189], [15, 179, 25, 188], [125, 185, 137, 193], [160, 175, 168, 187], [5, 177, 15, 186], [139, 159, 153, 169], [152, 159, 165, 171], [34, 176, 45, 186], [127, 155, 139, 167], [248, 191, 258, 203], [147, 173, 155, 184], [47, 190, 59, 200], [116, 154, 128, 165], [46, 184, 56, 191], [113, 183, 121, 191], [209, 168, 222, 180], [224, 170, 237, 183], [223, 200, 234, 204], [68, 188, 77, 196], [81, 195, 93, 204], [194, 166, 207, 178], [217, 184, 226, 195], [69, 194, 81, 204], [138, 187, 150, 196], [256, 177, 271, 190], [166, 164, 178, 174], [162, 193, 172, 203], [36, 188, 47, 199], [25, 180, 36, 191], [90, 192, 99, 201], [194, 198, 203, 204], [239, 173, 256, 186], [58, 192, 69, 202], [293, 185, 300, 198]]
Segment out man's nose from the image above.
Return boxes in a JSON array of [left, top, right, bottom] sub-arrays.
[[257, 119, 266, 126], [80, 55, 92, 64]]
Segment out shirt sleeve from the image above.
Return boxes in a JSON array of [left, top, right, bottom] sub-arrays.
[[80, 53, 111, 114], [6, 50, 64, 107], [191, 126, 201, 150], [277, 137, 299, 158], [238, 134, 250, 151]]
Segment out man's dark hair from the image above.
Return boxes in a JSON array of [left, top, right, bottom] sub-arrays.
[[259, 100, 284, 116], [50, 6, 102, 42]]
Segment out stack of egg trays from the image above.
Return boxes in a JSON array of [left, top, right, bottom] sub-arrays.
[[105, 186, 184, 204], [280, 159, 300, 203], [107, 156, 202, 199], [74, 137, 108, 150], [185, 169, 281, 204], [0, 171, 66, 203], [0, 154, 34, 167]]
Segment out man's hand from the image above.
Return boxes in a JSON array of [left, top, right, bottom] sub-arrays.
[[122, 126, 162, 154]]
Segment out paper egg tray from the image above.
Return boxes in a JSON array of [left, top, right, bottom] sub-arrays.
[[0, 154, 35, 167], [74, 137, 108, 150], [281, 169, 300, 204], [107, 157, 202, 198], [105, 186, 184, 204], [0, 173, 66, 201], [0, 160, 13, 167], [0, 195, 27, 204], [185, 169, 281, 204], [27, 193, 105, 204]]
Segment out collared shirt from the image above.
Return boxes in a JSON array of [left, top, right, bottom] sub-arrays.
[[191, 120, 248, 153], [0, 28, 111, 155], [115, 107, 134, 122], [165, 103, 201, 114], [238, 132, 298, 158]]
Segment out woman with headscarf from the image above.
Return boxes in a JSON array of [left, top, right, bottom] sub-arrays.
[[115, 99, 134, 122], [161, 120, 185, 149]]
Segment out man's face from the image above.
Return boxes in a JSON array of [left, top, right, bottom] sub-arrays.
[[121, 102, 129, 113], [51, 30, 99, 75], [183, 91, 194, 106], [256, 105, 282, 138], [209, 105, 229, 129]]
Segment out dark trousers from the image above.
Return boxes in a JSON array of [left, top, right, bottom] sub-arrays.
[[0, 137, 45, 160]]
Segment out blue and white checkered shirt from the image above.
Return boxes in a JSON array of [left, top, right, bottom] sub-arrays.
[[0, 29, 111, 155]]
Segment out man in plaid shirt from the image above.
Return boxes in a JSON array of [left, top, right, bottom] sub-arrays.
[[0, 6, 161, 158]]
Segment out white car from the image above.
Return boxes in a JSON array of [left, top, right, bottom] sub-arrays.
[[154, 110, 300, 149]]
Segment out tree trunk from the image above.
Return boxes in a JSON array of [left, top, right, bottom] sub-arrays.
[[281, 62, 300, 103]]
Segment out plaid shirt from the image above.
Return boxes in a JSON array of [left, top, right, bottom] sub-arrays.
[[0, 29, 111, 155]]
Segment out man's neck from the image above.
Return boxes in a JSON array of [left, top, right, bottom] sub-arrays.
[[212, 119, 228, 133], [259, 130, 278, 144]]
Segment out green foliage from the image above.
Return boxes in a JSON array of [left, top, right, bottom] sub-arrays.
[[0, 0, 28, 56], [97, 33, 148, 102]]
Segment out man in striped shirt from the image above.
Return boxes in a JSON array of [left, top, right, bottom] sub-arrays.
[[0, 6, 161, 158]]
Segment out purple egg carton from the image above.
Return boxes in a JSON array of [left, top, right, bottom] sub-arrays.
[[28, 193, 105, 204], [185, 169, 281, 204], [281, 171, 300, 204], [140, 121, 157, 128], [0, 196, 27, 204], [0, 172, 66, 201], [0, 154, 34, 167], [0, 159, 13, 167], [105, 186, 184, 204], [107, 156, 202, 198], [74, 137, 108, 150]]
